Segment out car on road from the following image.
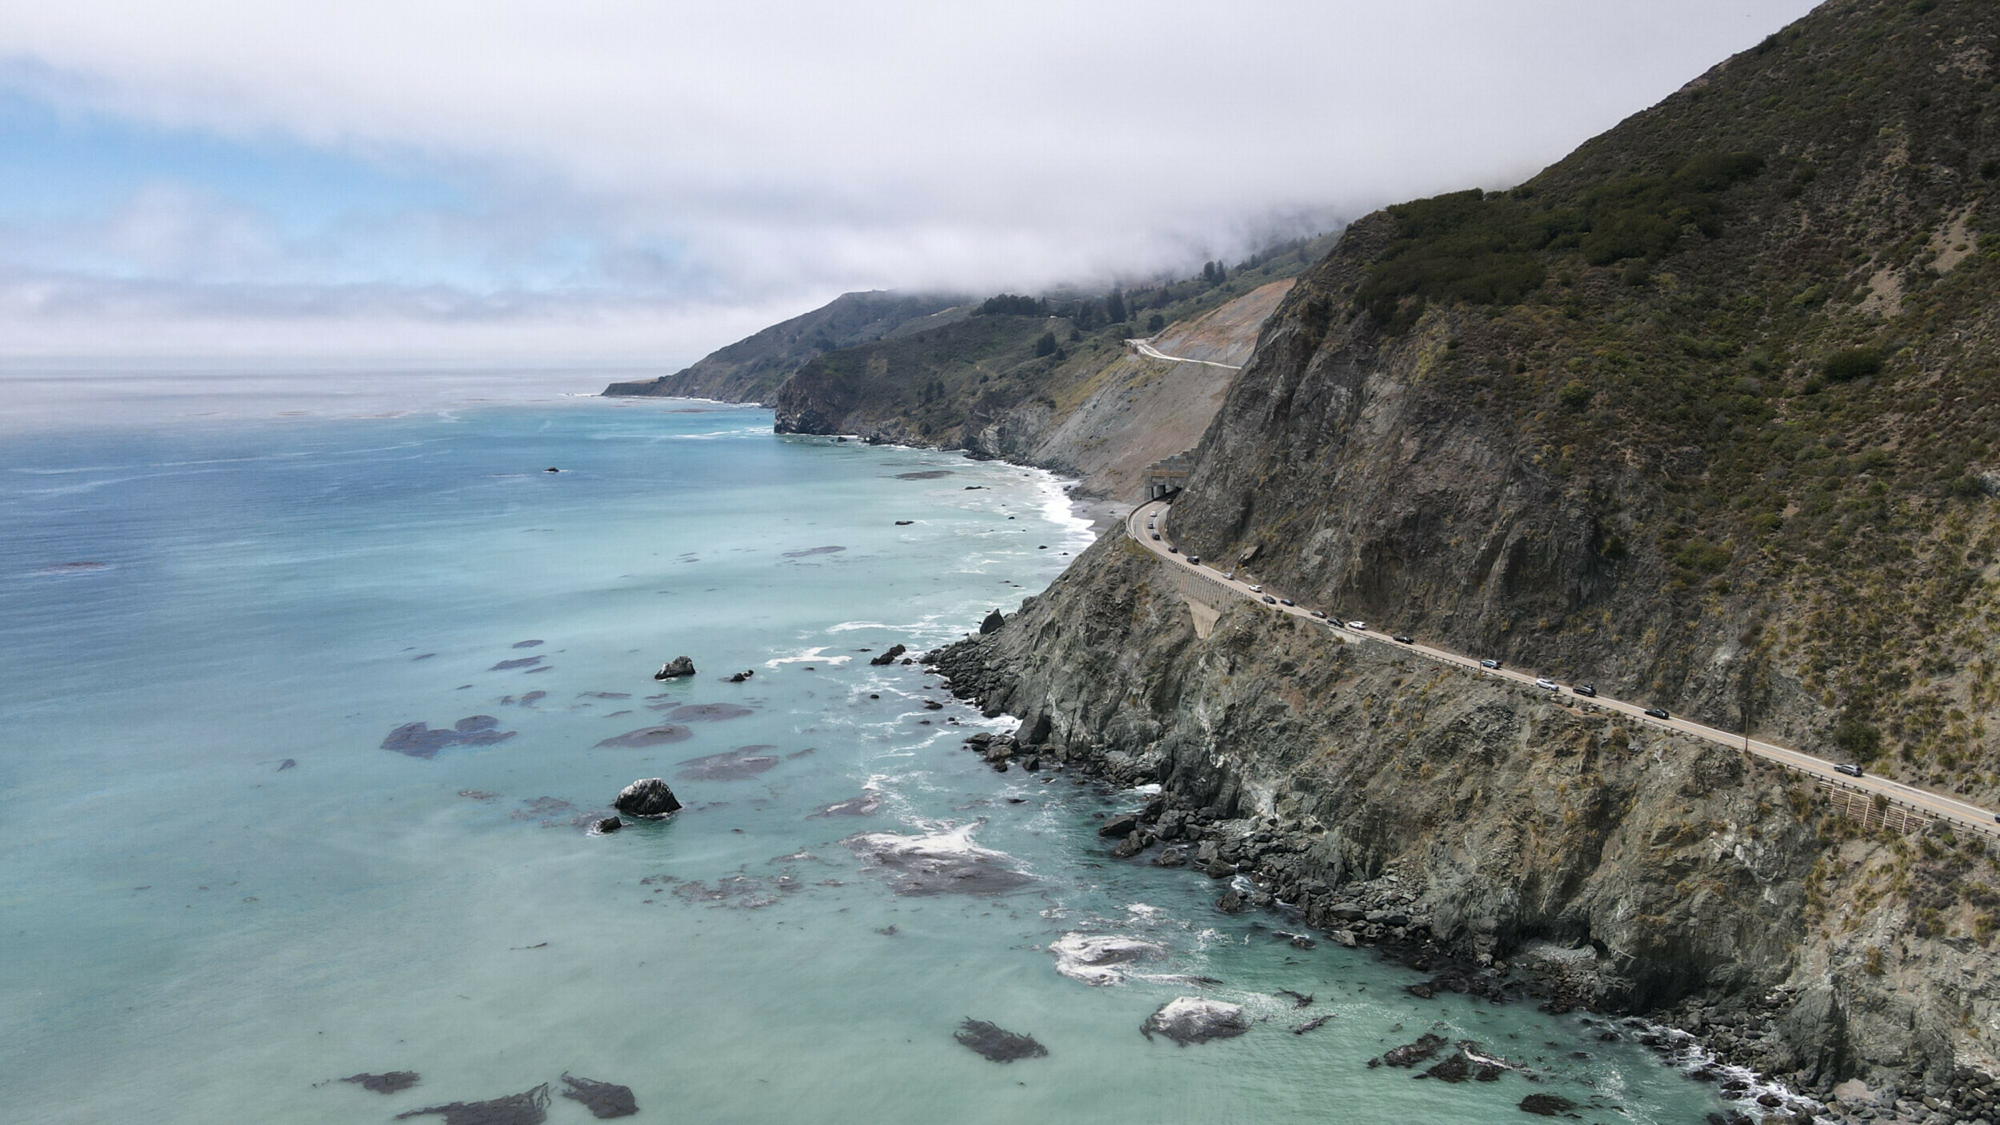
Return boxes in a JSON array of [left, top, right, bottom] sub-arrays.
[[1534, 677, 1558, 691], [1572, 683, 1597, 697], [1150, 533, 1160, 540], [1248, 584, 1263, 593], [1279, 598, 1295, 606], [1224, 571, 1236, 580], [1393, 635, 1413, 644], [1834, 763, 1864, 778], [1643, 707, 1670, 720], [1346, 621, 1366, 630], [1262, 595, 1277, 605], [1479, 658, 1501, 669], [1187, 556, 1199, 565], [1167, 546, 1178, 554], [1310, 610, 1327, 619]]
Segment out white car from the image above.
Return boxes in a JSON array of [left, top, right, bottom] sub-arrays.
[[1248, 584, 1264, 593], [1346, 621, 1366, 631], [1534, 677, 1558, 691]]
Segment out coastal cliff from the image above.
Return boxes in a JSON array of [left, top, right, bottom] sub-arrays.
[[929, 0, 2000, 1108]]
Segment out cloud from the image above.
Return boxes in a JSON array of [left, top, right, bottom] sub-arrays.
[[0, 0, 1822, 362]]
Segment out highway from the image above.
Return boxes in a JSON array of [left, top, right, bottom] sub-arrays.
[[1128, 338, 1242, 370], [1127, 497, 2000, 837]]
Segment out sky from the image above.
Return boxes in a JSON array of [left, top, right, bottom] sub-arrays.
[[0, 1, 1822, 370]]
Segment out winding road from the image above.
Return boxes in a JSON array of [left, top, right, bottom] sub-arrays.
[[1128, 338, 1242, 370], [1128, 497, 2000, 837]]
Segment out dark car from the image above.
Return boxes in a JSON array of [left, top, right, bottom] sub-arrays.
[[1834, 763, 1864, 778], [1573, 683, 1597, 697], [1187, 556, 1200, 565], [1279, 598, 1295, 607], [1643, 707, 1670, 720], [1167, 546, 1178, 554], [1479, 659, 1500, 669], [1261, 595, 1277, 605], [1150, 532, 1160, 540], [1392, 635, 1413, 644], [1310, 610, 1327, 619]]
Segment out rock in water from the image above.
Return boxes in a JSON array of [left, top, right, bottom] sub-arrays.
[[979, 609, 1005, 634], [868, 644, 908, 666], [653, 656, 696, 680], [342, 1072, 420, 1094], [1381, 1033, 1447, 1067], [1518, 1094, 1579, 1116], [954, 1019, 1048, 1063], [276, 758, 297, 771], [1141, 998, 1249, 1046], [727, 670, 754, 682], [613, 778, 682, 818], [559, 1073, 637, 1119], [394, 1083, 550, 1125], [593, 816, 623, 834]]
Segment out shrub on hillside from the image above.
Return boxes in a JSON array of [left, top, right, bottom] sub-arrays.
[[1822, 347, 1884, 382]]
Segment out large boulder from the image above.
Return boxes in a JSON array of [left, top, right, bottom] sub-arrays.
[[979, 609, 1005, 634], [1141, 998, 1249, 1046], [868, 644, 908, 666], [613, 778, 682, 818], [653, 656, 696, 680]]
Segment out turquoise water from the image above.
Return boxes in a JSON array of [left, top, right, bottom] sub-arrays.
[[0, 397, 1740, 1123]]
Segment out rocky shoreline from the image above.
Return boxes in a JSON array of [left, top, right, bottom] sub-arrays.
[[922, 636, 1992, 1125]]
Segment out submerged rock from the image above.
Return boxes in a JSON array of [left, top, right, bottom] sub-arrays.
[[277, 758, 297, 771], [1418, 1053, 1471, 1082], [1048, 933, 1167, 985], [869, 644, 908, 666], [1380, 1033, 1448, 1068], [342, 1071, 420, 1094], [845, 823, 1033, 896], [594, 724, 693, 749], [1291, 1016, 1333, 1035], [558, 1073, 637, 1119], [653, 656, 696, 680], [489, 656, 544, 671], [955, 1019, 1048, 1063], [394, 1083, 550, 1125], [812, 792, 884, 817], [668, 703, 754, 722], [613, 778, 682, 818], [381, 717, 516, 759], [676, 746, 781, 780], [1518, 1093, 1579, 1116], [1141, 998, 1249, 1046]]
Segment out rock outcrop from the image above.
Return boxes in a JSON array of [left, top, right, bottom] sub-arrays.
[[613, 778, 682, 818], [653, 656, 695, 681]]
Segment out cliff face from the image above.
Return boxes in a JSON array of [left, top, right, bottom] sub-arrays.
[[774, 280, 1296, 502], [1170, 0, 2000, 798], [927, 0, 2000, 1103], [938, 531, 2000, 1100], [602, 291, 966, 403]]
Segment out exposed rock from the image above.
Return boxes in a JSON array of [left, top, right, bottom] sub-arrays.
[[558, 1073, 637, 1119], [342, 1072, 420, 1094], [1292, 1016, 1333, 1035], [1518, 1093, 1578, 1116], [1048, 933, 1167, 985], [653, 656, 696, 680], [613, 778, 682, 818], [869, 644, 908, 666], [845, 824, 1033, 896], [1381, 1034, 1447, 1068], [726, 670, 755, 682], [1141, 998, 1249, 1046], [394, 1083, 550, 1125], [954, 1019, 1048, 1063], [593, 816, 623, 834], [1098, 813, 1139, 838], [979, 609, 1005, 634]]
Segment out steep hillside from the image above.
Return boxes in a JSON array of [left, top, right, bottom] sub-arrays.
[[946, 0, 2000, 1106], [1172, 0, 2000, 799], [602, 290, 967, 403], [772, 235, 1336, 503]]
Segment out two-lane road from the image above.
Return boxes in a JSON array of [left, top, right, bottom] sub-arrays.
[[1127, 497, 1999, 836]]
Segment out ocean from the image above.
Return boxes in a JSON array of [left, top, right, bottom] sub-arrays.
[[0, 388, 1746, 1123]]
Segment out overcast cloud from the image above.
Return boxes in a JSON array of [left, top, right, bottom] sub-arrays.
[[0, 0, 1820, 367]]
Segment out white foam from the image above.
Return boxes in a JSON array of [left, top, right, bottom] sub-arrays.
[[764, 646, 851, 668], [1048, 933, 1168, 985]]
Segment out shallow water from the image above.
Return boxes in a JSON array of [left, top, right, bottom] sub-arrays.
[[0, 398, 1742, 1123]]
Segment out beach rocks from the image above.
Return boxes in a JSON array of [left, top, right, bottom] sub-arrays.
[[954, 1019, 1048, 1063], [1141, 998, 1249, 1046], [393, 1083, 550, 1125], [1098, 813, 1139, 838], [613, 778, 682, 818], [726, 670, 755, 682], [979, 609, 1005, 634], [558, 1073, 637, 1119], [869, 644, 908, 666], [343, 1072, 420, 1094], [653, 656, 696, 680], [593, 816, 623, 834], [381, 716, 517, 759]]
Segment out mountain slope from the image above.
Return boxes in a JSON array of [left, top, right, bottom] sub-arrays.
[[602, 290, 967, 403]]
